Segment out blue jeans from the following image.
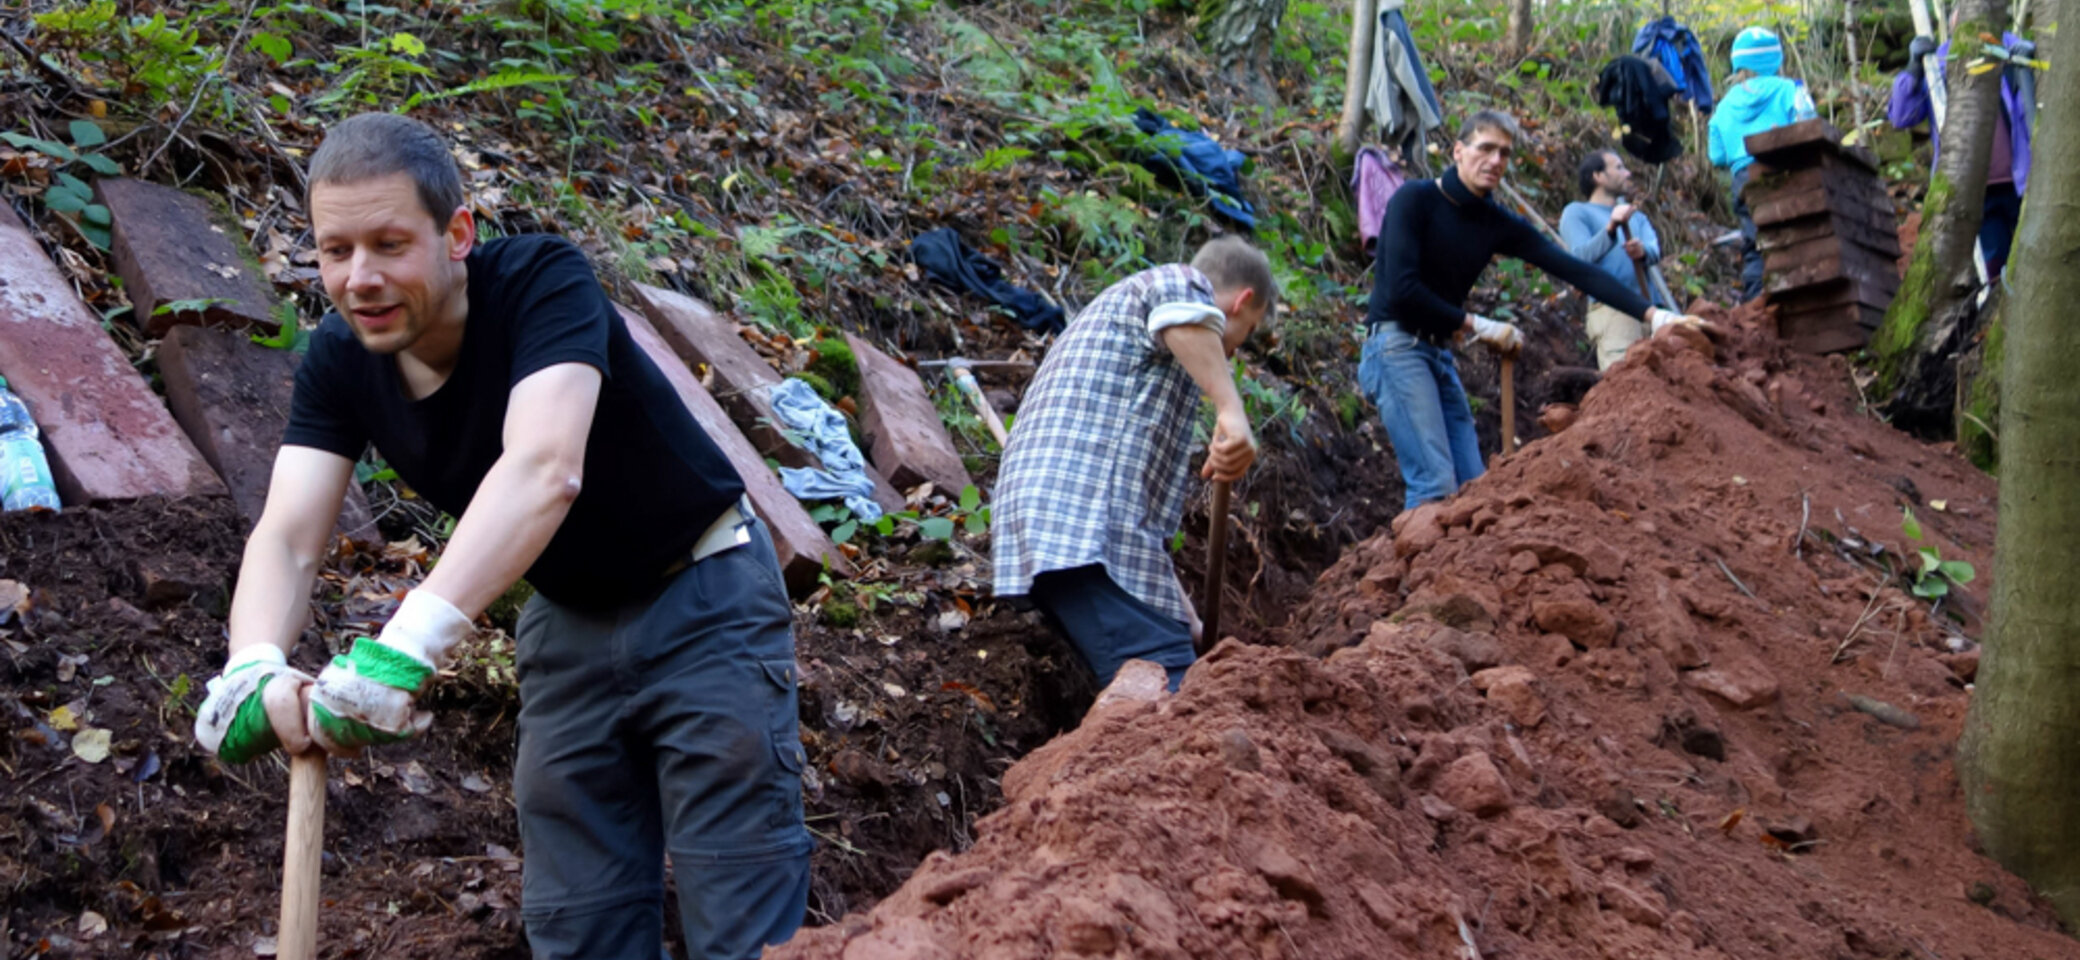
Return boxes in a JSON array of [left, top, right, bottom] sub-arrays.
[[1733, 166, 1764, 302], [1029, 564, 1195, 692], [1358, 325, 1483, 510]]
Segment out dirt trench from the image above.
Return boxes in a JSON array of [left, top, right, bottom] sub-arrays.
[[769, 312, 2080, 959]]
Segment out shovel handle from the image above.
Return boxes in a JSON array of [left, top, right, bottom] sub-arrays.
[[1198, 481, 1232, 655], [280, 751, 326, 960], [1615, 221, 1654, 301], [1499, 355, 1517, 458]]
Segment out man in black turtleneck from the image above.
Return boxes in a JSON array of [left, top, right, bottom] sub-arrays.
[[1360, 109, 1702, 511]]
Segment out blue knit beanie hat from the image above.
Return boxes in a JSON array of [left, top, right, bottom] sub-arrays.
[[1731, 27, 1785, 75]]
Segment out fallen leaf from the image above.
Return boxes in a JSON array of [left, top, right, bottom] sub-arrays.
[[461, 773, 492, 793], [56, 651, 87, 683], [96, 802, 115, 834], [253, 934, 279, 956], [78, 910, 108, 938], [48, 705, 79, 732], [1718, 807, 1746, 836], [399, 760, 437, 795], [72, 727, 112, 763], [1930, 499, 1948, 511], [882, 682, 908, 698]]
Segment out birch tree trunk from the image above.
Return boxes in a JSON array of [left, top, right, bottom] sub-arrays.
[[1958, 1, 2080, 921], [1506, 0, 1534, 57], [1869, 0, 2007, 433], [1202, 0, 1289, 104], [1334, 0, 1377, 161]]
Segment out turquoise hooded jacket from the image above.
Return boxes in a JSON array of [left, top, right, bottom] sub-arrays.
[[1708, 75, 1818, 176]]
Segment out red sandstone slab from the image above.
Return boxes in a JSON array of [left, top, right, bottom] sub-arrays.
[[0, 205, 223, 504], [633, 283, 902, 513], [95, 178, 280, 336], [155, 325, 380, 549], [845, 333, 973, 495], [618, 304, 848, 592]]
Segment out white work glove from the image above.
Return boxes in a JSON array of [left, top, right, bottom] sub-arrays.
[[1647, 308, 1704, 334], [1468, 315, 1524, 354], [195, 644, 315, 763], [307, 590, 473, 754]]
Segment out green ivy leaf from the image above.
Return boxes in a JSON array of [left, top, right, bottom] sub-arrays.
[[67, 119, 105, 148], [1918, 547, 1942, 576], [1900, 506, 1923, 542], [55, 171, 91, 196], [831, 520, 858, 545], [964, 512, 986, 536], [43, 187, 88, 214], [81, 153, 122, 176], [1939, 560, 1976, 585], [919, 517, 955, 541], [248, 31, 293, 65], [80, 204, 110, 227], [388, 32, 427, 57], [78, 222, 110, 251], [959, 484, 981, 512], [1911, 577, 1950, 599], [873, 516, 895, 536], [1, 132, 76, 162]]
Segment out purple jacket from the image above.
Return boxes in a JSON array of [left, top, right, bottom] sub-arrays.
[[1889, 35, 2033, 193]]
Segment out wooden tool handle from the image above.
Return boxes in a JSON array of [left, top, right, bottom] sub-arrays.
[[1499, 355, 1518, 458], [280, 751, 326, 960], [1615, 221, 1653, 301], [953, 368, 1010, 448], [1198, 480, 1232, 655]]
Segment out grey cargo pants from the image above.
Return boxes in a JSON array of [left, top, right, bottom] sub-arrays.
[[513, 518, 812, 960]]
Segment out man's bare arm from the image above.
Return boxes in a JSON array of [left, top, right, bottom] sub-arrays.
[[1159, 323, 1256, 481], [416, 362, 602, 617], [227, 446, 357, 659]]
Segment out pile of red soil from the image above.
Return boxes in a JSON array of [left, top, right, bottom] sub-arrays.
[[771, 313, 2080, 959]]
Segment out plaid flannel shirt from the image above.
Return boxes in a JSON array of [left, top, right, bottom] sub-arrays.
[[992, 264, 1222, 624]]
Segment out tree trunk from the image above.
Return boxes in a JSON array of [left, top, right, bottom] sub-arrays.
[[1953, 286, 2003, 470], [1506, 0, 1534, 57], [1958, 3, 2080, 925], [1870, 0, 2007, 434], [1202, 0, 1289, 104], [1334, 0, 1377, 162]]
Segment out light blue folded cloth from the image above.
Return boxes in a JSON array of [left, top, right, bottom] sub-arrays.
[[769, 377, 883, 522]]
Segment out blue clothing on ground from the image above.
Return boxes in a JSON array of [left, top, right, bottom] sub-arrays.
[[1132, 108, 1257, 228], [1358, 325, 1483, 510], [1708, 75, 1817, 177], [1559, 201, 1669, 308], [1632, 16, 1715, 111], [768, 377, 883, 523]]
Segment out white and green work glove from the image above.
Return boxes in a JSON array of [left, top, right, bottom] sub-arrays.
[[194, 644, 314, 764], [307, 590, 473, 753]]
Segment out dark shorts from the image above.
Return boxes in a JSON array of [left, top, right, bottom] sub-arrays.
[[1029, 563, 1195, 692], [513, 518, 811, 960]]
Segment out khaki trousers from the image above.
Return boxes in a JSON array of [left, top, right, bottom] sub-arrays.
[[1586, 303, 1646, 371]]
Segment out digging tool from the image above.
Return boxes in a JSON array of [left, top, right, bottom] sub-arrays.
[[1614, 220, 1654, 302], [1198, 480, 1232, 655], [280, 750, 326, 960], [1499, 352, 1518, 458], [919, 358, 1029, 449]]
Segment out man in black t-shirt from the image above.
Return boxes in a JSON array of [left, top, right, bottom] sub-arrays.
[[189, 113, 810, 959]]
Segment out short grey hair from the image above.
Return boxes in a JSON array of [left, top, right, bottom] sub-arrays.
[[1458, 109, 1523, 145], [1191, 235, 1278, 315]]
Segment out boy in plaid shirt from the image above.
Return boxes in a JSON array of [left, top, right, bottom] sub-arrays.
[[992, 237, 1275, 691]]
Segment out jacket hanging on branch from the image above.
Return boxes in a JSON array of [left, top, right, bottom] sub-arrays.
[[1363, 0, 1444, 167], [909, 228, 1067, 334], [1596, 55, 1685, 165], [1632, 16, 1715, 112], [1131, 108, 1258, 228]]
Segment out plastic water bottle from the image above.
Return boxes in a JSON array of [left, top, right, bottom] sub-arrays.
[[0, 377, 60, 513]]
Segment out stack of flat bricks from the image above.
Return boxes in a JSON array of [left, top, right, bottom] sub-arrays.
[[1743, 119, 1902, 355]]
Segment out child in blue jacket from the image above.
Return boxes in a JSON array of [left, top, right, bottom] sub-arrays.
[[1709, 26, 1818, 301]]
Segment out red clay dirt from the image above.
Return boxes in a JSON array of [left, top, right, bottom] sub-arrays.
[[771, 310, 2080, 960]]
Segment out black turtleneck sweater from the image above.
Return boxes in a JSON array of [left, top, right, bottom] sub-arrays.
[[1365, 167, 1653, 344]]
